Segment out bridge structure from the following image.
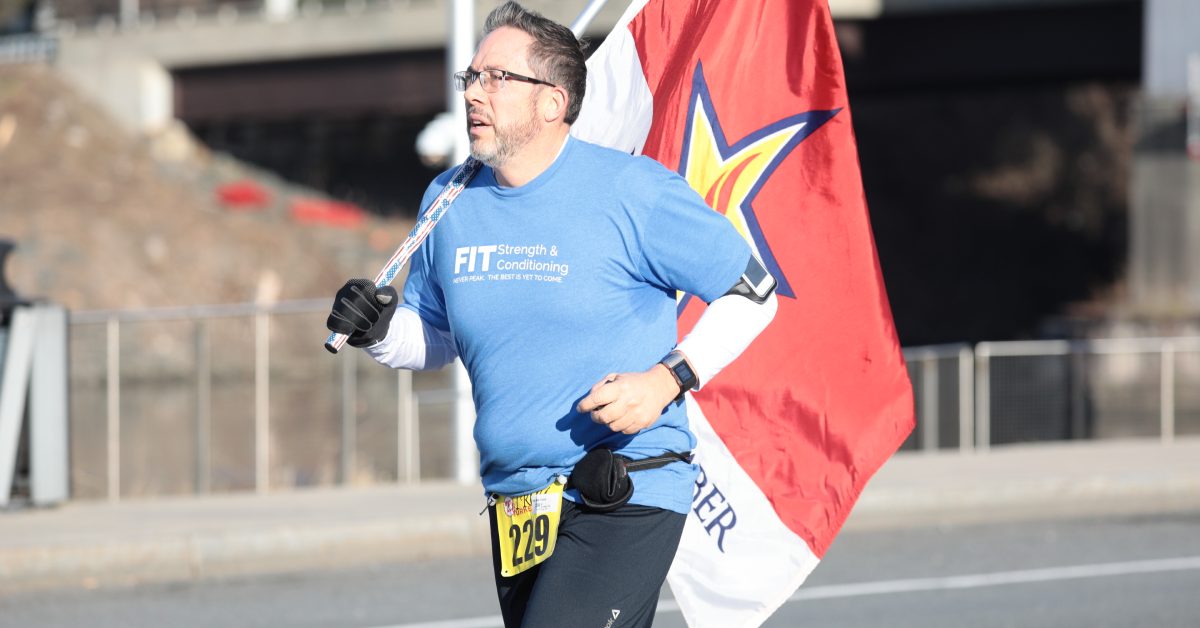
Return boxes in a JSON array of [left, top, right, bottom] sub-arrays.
[[20, 0, 1168, 219], [31, 0, 1150, 132]]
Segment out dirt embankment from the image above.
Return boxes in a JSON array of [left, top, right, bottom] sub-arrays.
[[0, 64, 413, 311]]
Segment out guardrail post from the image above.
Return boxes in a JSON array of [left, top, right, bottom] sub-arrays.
[[106, 316, 121, 501], [341, 351, 356, 485], [398, 370, 419, 484], [921, 356, 938, 452], [1069, 343, 1088, 440], [254, 311, 270, 494], [194, 319, 211, 494], [974, 344, 990, 451], [958, 345, 974, 453], [30, 305, 69, 506], [1161, 341, 1175, 444]]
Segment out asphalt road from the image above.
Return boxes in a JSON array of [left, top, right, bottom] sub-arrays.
[[3, 509, 1199, 628]]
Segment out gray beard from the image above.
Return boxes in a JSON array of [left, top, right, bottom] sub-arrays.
[[469, 105, 541, 169]]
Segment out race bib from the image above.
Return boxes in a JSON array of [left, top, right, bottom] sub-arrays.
[[494, 480, 564, 577]]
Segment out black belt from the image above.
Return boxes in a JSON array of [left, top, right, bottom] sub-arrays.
[[565, 449, 694, 512], [623, 450, 694, 472]]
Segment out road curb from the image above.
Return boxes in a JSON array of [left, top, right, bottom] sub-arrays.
[[0, 514, 490, 592]]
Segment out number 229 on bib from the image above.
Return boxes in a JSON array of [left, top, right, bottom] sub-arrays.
[[494, 481, 564, 577]]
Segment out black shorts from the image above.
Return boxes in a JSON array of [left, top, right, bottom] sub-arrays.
[[488, 499, 686, 628]]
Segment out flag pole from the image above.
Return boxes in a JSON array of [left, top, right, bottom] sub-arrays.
[[571, 0, 609, 36], [448, 0, 477, 485]]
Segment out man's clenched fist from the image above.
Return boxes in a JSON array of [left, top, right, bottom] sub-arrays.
[[326, 279, 398, 348]]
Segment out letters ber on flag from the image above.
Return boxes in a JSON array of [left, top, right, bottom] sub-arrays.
[[573, 1, 916, 627]]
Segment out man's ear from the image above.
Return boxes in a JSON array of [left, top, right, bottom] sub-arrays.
[[542, 86, 568, 123]]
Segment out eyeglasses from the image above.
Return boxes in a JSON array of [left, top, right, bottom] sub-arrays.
[[453, 69, 556, 93]]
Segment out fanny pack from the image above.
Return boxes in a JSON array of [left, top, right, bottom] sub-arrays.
[[566, 448, 693, 512]]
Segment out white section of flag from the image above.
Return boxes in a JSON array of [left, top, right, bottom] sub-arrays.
[[570, 10, 654, 155], [667, 397, 821, 628]]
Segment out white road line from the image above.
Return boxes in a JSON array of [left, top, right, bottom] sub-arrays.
[[366, 555, 1200, 628], [788, 555, 1200, 601]]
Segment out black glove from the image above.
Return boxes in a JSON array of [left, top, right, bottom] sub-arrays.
[[326, 279, 399, 348]]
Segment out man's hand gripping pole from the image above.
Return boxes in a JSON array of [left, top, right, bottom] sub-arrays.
[[323, 157, 482, 354]]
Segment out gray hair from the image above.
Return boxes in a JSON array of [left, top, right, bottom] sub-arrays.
[[482, 1, 588, 124]]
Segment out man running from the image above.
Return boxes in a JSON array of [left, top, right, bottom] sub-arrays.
[[327, 3, 777, 626]]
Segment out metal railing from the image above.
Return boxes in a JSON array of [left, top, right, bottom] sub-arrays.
[[69, 300, 457, 501], [902, 344, 974, 452], [905, 337, 1200, 453], [70, 299, 1200, 501]]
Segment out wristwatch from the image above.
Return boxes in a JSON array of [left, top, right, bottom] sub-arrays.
[[660, 350, 698, 402]]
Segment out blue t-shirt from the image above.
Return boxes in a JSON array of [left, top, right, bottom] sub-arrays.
[[402, 137, 749, 514]]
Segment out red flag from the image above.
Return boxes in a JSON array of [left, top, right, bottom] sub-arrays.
[[574, 1, 915, 625]]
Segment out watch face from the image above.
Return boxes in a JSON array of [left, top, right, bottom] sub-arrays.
[[669, 356, 697, 390]]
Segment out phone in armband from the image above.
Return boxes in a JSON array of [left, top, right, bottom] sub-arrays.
[[741, 255, 777, 301]]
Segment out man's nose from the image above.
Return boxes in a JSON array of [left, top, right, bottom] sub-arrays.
[[463, 75, 487, 103]]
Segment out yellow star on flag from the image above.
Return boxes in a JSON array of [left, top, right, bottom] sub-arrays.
[[682, 98, 807, 261], [672, 63, 840, 308]]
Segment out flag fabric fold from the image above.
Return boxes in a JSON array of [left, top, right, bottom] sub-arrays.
[[573, 1, 915, 626]]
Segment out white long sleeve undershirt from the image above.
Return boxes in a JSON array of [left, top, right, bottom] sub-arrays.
[[363, 307, 457, 371], [677, 291, 778, 389]]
